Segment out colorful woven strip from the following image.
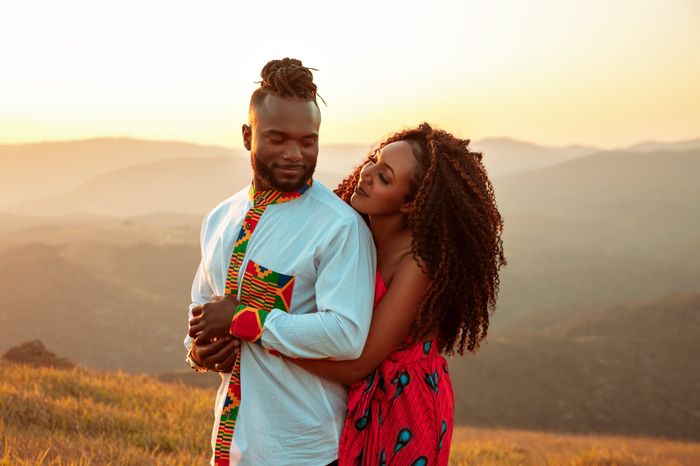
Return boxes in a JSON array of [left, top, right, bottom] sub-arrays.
[[213, 180, 310, 464]]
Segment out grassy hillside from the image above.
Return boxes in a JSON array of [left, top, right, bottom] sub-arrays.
[[2, 360, 698, 465], [0, 360, 212, 464]]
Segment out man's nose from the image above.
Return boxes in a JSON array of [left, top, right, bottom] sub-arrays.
[[282, 142, 303, 161]]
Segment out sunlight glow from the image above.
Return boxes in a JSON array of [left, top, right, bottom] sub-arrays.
[[1, 0, 698, 147]]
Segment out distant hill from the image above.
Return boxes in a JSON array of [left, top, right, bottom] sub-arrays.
[[472, 138, 598, 176], [490, 148, 700, 326], [623, 137, 700, 153], [0, 212, 201, 249], [0, 241, 199, 373], [3, 134, 698, 210], [0, 136, 601, 217], [0, 137, 242, 208], [2, 339, 74, 369], [494, 148, 700, 216], [1, 146, 699, 359], [12, 155, 344, 217], [0, 137, 366, 216], [449, 292, 700, 441]]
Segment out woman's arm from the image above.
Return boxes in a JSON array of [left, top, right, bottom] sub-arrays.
[[289, 254, 430, 385]]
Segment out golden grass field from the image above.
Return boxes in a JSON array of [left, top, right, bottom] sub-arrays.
[[1, 360, 698, 466]]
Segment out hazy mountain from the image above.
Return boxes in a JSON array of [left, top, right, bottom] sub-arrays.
[[319, 139, 599, 177], [12, 155, 346, 217], [3, 140, 611, 217], [494, 148, 700, 216], [623, 137, 700, 153], [490, 148, 700, 327], [2, 339, 74, 369], [472, 138, 599, 176], [0, 137, 242, 208], [0, 241, 199, 374], [449, 292, 700, 441], [4, 135, 699, 215], [0, 212, 200, 248], [3, 147, 699, 337], [0, 136, 601, 216]]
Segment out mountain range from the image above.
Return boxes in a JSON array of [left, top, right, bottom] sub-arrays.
[[2, 136, 603, 216], [1, 135, 698, 440]]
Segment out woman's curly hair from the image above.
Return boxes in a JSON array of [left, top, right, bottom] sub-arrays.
[[335, 123, 507, 355]]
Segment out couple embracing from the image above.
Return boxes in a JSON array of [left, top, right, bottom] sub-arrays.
[[185, 58, 506, 466]]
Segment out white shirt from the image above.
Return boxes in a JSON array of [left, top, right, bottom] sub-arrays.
[[184, 181, 376, 465]]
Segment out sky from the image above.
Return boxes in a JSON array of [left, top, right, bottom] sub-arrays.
[[1, 0, 699, 149]]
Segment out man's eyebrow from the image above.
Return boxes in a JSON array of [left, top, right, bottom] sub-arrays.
[[263, 130, 318, 139], [263, 129, 287, 136]]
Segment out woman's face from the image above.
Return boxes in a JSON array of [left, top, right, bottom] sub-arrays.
[[350, 141, 420, 216]]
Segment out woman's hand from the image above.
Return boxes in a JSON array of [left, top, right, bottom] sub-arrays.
[[191, 336, 241, 372]]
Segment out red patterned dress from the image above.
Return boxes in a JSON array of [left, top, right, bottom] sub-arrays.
[[338, 272, 454, 466]]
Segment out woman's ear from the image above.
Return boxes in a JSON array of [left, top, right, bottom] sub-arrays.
[[242, 124, 252, 151], [399, 201, 412, 215]]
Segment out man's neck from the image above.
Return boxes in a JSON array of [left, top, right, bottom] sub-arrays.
[[252, 177, 310, 193]]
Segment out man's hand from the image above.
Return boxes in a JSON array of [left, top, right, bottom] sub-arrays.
[[189, 294, 241, 345], [191, 337, 241, 372]]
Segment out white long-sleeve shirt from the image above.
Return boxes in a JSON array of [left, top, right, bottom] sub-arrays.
[[184, 181, 376, 465]]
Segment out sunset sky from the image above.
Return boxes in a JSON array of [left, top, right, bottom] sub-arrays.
[[1, 0, 699, 149]]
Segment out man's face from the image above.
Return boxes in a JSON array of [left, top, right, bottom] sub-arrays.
[[243, 94, 321, 192]]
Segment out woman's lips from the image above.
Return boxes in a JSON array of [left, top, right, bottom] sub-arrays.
[[354, 185, 369, 197]]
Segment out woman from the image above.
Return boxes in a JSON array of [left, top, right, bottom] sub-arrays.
[[291, 122, 507, 465]]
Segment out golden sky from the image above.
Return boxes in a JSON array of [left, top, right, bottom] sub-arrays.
[[1, 0, 699, 148]]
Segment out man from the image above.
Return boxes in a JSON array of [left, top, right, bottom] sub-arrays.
[[184, 58, 376, 465]]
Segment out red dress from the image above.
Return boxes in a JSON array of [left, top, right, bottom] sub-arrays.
[[338, 272, 454, 466]]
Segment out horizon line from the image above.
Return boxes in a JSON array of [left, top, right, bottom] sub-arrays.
[[2, 134, 700, 153]]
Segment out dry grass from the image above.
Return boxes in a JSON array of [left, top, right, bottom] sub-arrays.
[[449, 427, 700, 466], [0, 360, 212, 464], [1, 360, 698, 465]]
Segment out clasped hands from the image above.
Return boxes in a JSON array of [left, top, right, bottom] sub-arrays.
[[188, 294, 242, 372]]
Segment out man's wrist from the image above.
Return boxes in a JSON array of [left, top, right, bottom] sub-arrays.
[[185, 341, 208, 373]]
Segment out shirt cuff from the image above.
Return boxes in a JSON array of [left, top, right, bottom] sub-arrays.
[[229, 304, 270, 342]]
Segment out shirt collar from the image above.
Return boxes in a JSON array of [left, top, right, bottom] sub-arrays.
[[248, 178, 313, 207]]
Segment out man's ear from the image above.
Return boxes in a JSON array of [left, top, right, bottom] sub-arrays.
[[242, 124, 252, 151]]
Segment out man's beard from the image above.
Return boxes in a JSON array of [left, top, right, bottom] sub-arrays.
[[252, 154, 316, 192]]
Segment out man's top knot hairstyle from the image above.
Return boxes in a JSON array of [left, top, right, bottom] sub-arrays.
[[260, 58, 317, 99], [251, 58, 320, 109]]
